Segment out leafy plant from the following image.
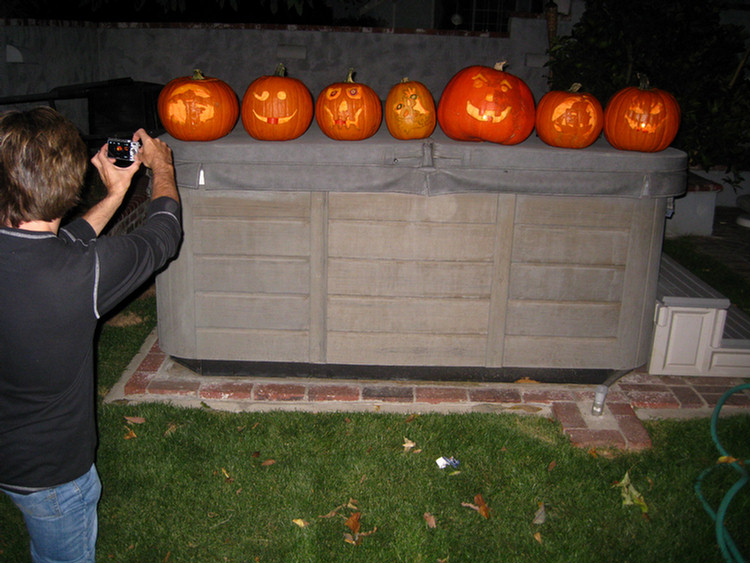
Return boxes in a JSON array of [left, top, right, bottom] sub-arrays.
[[547, 0, 750, 187]]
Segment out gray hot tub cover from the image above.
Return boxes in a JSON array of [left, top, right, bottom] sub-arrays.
[[164, 124, 687, 199]]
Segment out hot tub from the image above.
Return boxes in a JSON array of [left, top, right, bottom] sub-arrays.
[[155, 126, 686, 381]]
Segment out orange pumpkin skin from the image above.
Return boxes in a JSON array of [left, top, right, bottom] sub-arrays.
[[437, 62, 535, 145], [241, 63, 313, 141], [603, 77, 681, 152], [385, 78, 436, 140], [315, 69, 382, 141], [158, 70, 239, 141], [535, 85, 603, 149]]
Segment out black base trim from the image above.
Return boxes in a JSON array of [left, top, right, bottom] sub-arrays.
[[171, 357, 623, 385]]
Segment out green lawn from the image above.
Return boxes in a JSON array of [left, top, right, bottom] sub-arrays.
[[1, 289, 748, 563]]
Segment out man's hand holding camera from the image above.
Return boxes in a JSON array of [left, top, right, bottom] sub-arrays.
[[86, 129, 178, 235]]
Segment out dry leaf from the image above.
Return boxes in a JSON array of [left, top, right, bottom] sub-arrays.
[[405, 414, 418, 423], [292, 518, 309, 528], [514, 377, 539, 384], [261, 459, 276, 466], [344, 512, 361, 535], [534, 532, 543, 544], [533, 502, 546, 525], [403, 437, 416, 453], [718, 456, 741, 464], [123, 426, 137, 440], [475, 494, 490, 519], [424, 512, 437, 528], [461, 494, 491, 519], [124, 416, 145, 424], [547, 460, 557, 472], [163, 422, 179, 437], [613, 470, 648, 514]]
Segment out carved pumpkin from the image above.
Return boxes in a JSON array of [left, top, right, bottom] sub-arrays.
[[241, 63, 313, 141], [535, 83, 603, 149], [437, 62, 535, 145], [315, 68, 382, 141], [158, 69, 239, 141], [603, 75, 681, 152], [384, 77, 436, 140]]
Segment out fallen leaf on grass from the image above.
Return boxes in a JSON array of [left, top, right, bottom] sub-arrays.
[[424, 512, 437, 528], [318, 498, 359, 519], [403, 437, 417, 453], [292, 518, 309, 528], [613, 470, 648, 514], [261, 459, 276, 466], [343, 513, 377, 546], [547, 460, 557, 472], [462, 494, 490, 519], [534, 532, 543, 544], [123, 426, 137, 440], [718, 456, 742, 465], [124, 416, 145, 424], [344, 512, 361, 534], [163, 422, 180, 437], [221, 467, 234, 483], [532, 502, 546, 525]]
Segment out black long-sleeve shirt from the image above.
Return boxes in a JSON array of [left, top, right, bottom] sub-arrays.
[[0, 197, 181, 490]]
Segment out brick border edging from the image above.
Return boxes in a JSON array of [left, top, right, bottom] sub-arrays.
[[107, 334, 668, 452]]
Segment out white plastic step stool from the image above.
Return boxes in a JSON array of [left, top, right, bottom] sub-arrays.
[[649, 254, 750, 376]]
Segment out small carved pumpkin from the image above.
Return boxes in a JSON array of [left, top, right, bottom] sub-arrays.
[[315, 68, 382, 141], [384, 78, 436, 140], [158, 69, 239, 141], [437, 62, 535, 145], [603, 75, 681, 152], [241, 63, 313, 141], [535, 83, 603, 149]]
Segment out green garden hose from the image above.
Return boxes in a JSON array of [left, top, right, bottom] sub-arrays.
[[695, 382, 750, 563]]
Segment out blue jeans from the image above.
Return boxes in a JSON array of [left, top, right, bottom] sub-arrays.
[[2, 464, 101, 563]]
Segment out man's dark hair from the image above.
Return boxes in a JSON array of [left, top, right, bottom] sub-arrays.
[[0, 107, 87, 227]]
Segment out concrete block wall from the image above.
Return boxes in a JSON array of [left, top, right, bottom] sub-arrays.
[[0, 10, 578, 133]]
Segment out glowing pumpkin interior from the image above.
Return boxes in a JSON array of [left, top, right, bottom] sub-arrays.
[[165, 84, 217, 124]]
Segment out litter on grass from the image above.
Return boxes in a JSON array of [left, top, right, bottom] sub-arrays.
[[436, 456, 460, 469]]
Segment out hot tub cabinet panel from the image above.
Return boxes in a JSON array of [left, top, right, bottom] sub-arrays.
[[156, 127, 685, 374]]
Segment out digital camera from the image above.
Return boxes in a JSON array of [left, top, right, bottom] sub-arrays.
[[107, 138, 141, 165]]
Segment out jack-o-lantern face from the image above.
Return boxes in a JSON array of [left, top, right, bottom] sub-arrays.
[[315, 69, 382, 141], [385, 78, 436, 140], [604, 75, 681, 152], [241, 64, 313, 141], [437, 62, 535, 145], [158, 69, 239, 142], [535, 85, 604, 149]]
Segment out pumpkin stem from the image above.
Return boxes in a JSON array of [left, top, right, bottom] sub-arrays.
[[637, 73, 651, 90], [401, 77, 410, 83], [568, 83, 582, 93], [274, 63, 287, 77], [345, 68, 356, 83], [494, 61, 508, 71], [192, 69, 205, 80]]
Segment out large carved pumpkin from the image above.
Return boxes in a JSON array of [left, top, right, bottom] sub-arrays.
[[158, 69, 239, 141], [315, 68, 382, 141], [437, 62, 535, 145], [241, 63, 313, 141], [603, 75, 681, 152], [535, 83, 603, 149], [384, 78, 436, 140]]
